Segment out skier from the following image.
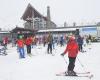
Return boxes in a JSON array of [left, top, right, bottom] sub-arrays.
[[60, 35, 64, 47], [32, 35, 37, 48], [43, 35, 46, 47], [17, 35, 25, 58], [2, 36, 8, 55], [3, 36, 8, 49], [61, 36, 79, 76], [25, 36, 32, 56], [46, 32, 53, 54], [88, 35, 92, 45], [77, 35, 83, 52]]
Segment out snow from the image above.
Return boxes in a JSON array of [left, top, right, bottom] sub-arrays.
[[38, 28, 76, 32], [0, 42, 100, 80]]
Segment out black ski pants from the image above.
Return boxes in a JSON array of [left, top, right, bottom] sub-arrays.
[[78, 44, 83, 52], [68, 57, 76, 71], [26, 45, 31, 54], [47, 43, 52, 54]]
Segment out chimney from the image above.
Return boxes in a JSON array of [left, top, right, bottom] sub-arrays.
[[47, 6, 51, 21], [47, 6, 51, 28]]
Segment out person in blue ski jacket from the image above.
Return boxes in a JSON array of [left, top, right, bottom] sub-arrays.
[[77, 35, 83, 52]]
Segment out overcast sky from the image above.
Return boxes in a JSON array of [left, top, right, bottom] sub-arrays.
[[0, 0, 100, 30]]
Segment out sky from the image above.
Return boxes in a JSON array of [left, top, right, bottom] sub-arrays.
[[0, 0, 100, 30]]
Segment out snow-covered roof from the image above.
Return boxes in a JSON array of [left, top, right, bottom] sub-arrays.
[[0, 31, 10, 33], [38, 28, 76, 32]]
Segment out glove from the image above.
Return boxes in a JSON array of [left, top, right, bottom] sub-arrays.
[[61, 53, 65, 56]]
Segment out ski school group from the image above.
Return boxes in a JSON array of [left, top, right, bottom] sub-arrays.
[[0, 32, 93, 78]]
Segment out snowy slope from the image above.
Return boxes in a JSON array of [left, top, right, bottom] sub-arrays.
[[0, 42, 100, 80]]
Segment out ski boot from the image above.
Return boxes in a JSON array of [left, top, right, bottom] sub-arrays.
[[67, 70, 77, 76], [71, 71, 77, 76]]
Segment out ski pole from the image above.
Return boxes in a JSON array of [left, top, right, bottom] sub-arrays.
[[77, 57, 90, 73], [62, 56, 67, 64], [77, 57, 84, 67]]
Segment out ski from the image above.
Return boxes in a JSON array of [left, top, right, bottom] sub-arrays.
[[76, 71, 90, 74], [58, 71, 90, 75], [56, 73, 93, 79], [28, 54, 33, 57], [81, 50, 87, 53]]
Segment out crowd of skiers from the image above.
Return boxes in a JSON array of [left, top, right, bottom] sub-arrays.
[[0, 33, 92, 56], [16, 33, 92, 76], [15, 33, 92, 58], [0, 33, 93, 76]]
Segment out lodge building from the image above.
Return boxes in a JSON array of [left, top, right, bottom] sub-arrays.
[[21, 3, 57, 30]]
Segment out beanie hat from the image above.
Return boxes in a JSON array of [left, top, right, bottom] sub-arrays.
[[19, 35, 23, 39]]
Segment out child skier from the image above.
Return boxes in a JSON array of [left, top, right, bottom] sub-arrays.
[[17, 35, 25, 58], [61, 36, 79, 76]]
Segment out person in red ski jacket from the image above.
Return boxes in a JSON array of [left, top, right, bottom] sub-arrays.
[[25, 36, 32, 55], [3, 36, 8, 49], [17, 39, 24, 48], [17, 36, 25, 58], [61, 36, 79, 76]]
